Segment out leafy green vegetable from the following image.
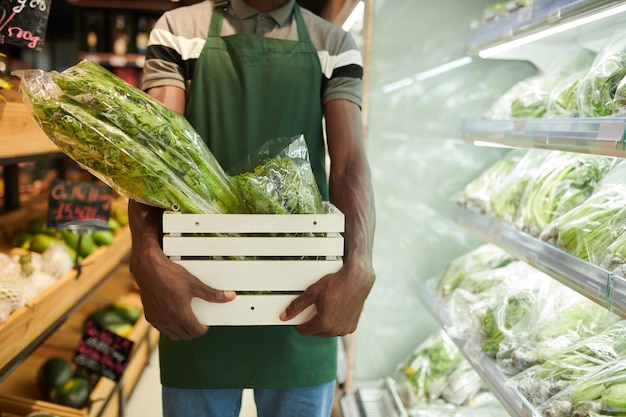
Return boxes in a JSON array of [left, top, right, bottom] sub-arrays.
[[480, 292, 534, 358], [578, 33, 626, 117], [229, 136, 325, 215], [436, 244, 515, 297], [232, 155, 324, 214], [16, 62, 245, 214], [518, 152, 614, 237]]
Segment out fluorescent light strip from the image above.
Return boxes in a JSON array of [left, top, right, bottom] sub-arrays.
[[479, 3, 626, 58], [414, 56, 473, 81], [381, 56, 472, 93], [342, 1, 365, 31], [381, 77, 414, 94], [473, 140, 514, 148]]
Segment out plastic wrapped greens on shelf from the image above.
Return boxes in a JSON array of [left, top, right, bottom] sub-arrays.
[[435, 243, 515, 297], [488, 148, 550, 223], [483, 73, 552, 119], [540, 161, 626, 264], [14, 61, 246, 215], [509, 320, 626, 408], [517, 152, 615, 237], [578, 31, 626, 118], [485, 50, 594, 120], [395, 331, 485, 410], [544, 69, 588, 118], [447, 260, 619, 375], [536, 358, 626, 417], [460, 149, 527, 215], [228, 135, 325, 214]]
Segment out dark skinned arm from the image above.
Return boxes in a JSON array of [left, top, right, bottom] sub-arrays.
[[128, 85, 235, 341], [280, 99, 376, 336]]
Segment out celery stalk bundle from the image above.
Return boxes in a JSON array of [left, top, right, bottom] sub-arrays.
[[16, 61, 245, 214], [518, 152, 614, 237]]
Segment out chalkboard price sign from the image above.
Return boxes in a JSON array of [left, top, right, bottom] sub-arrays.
[[0, 0, 52, 50], [73, 320, 135, 382], [47, 179, 114, 230]]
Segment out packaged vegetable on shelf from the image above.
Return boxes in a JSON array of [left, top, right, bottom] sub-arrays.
[[395, 331, 485, 409], [536, 358, 626, 417], [539, 161, 626, 264], [578, 31, 626, 118], [516, 152, 614, 237], [483, 73, 552, 119], [490, 149, 550, 224], [435, 243, 515, 297], [509, 320, 626, 408], [460, 149, 527, 215], [14, 60, 245, 215], [228, 135, 325, 215]]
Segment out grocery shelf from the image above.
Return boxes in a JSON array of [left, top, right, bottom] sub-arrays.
[[419, 285, 540, 417], [463, 117, 626, 157], [0, 102, 60, 164], [0, 227, 132, 380], [454, 207, 626, 317], [340, 378, 408, 417], [467, 0, 625, 64]]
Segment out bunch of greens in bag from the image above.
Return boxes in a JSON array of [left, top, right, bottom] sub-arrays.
[[15, 61, 245, 215], [578, 32, 626, 117], [229, 135, 325, 214]]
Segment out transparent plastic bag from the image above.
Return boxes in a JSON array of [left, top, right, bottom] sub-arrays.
[[15, 61, 245, 214], [460, 149, 527, 215], [536, 358, 626, 417], [540, 184, 626, 264], [487, 148, 550, 223], [578, 31, 626, 117], [395, 331, 484, 409], [483, 73, 552, 119], [435, 243, 515, 297], [510, 321, 626, 408], [516, 152, 615, 237], [229, 135, 325, 214]]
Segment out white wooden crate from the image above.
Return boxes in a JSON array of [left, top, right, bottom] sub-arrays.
[[163, 203, 345, 325]]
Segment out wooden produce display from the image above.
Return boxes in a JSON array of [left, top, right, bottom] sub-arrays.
[[0, 264, 158, 417], [163, 203, 345, 325], [0, 102, 59, 162]]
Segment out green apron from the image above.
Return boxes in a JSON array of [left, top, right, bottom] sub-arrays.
[[158, 3, 337, 389]]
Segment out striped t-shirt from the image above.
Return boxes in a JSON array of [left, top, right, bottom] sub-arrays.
[[141, 0, 363, 106]]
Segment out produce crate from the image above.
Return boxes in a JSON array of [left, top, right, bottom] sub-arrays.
[[0, 266, 159, 417], [162, 203, 345, 325]]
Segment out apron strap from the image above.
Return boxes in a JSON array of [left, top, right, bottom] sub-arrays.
[[209, 2, 312, 43]]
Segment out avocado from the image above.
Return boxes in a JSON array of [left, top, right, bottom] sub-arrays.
[[36, 357, 73, 400], [50, 377, 90, 409], [92, 230, 114, 246]]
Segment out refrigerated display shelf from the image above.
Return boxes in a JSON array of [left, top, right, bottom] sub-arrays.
[[463, 117, 626, 157], [467, 0, 623, 55], [454, 207, 626, 318], [340, 378, 407, 417], [419, 285, 540, 417]]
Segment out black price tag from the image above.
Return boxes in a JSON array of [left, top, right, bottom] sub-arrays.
[[0, 0, 52, 50], [73, 320, 134, 382], [47, 179, 113, 230]]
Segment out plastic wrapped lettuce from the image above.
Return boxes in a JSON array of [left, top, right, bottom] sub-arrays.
[[483, 73, 551, 119], [510, 320, 626, 408], [544, 70, 587, 118], [537, 358, 626, 417], [461, 149, 527, 215], [540, 161, 626, 264], [396, 331, 485, 409], [517, 152, 614, 237], [229, 135, 325, 214], [578, 31, 626, 117], [436, 243, 515, 297], [15, 61, 245, 214], [488, 149, 550, 223]]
